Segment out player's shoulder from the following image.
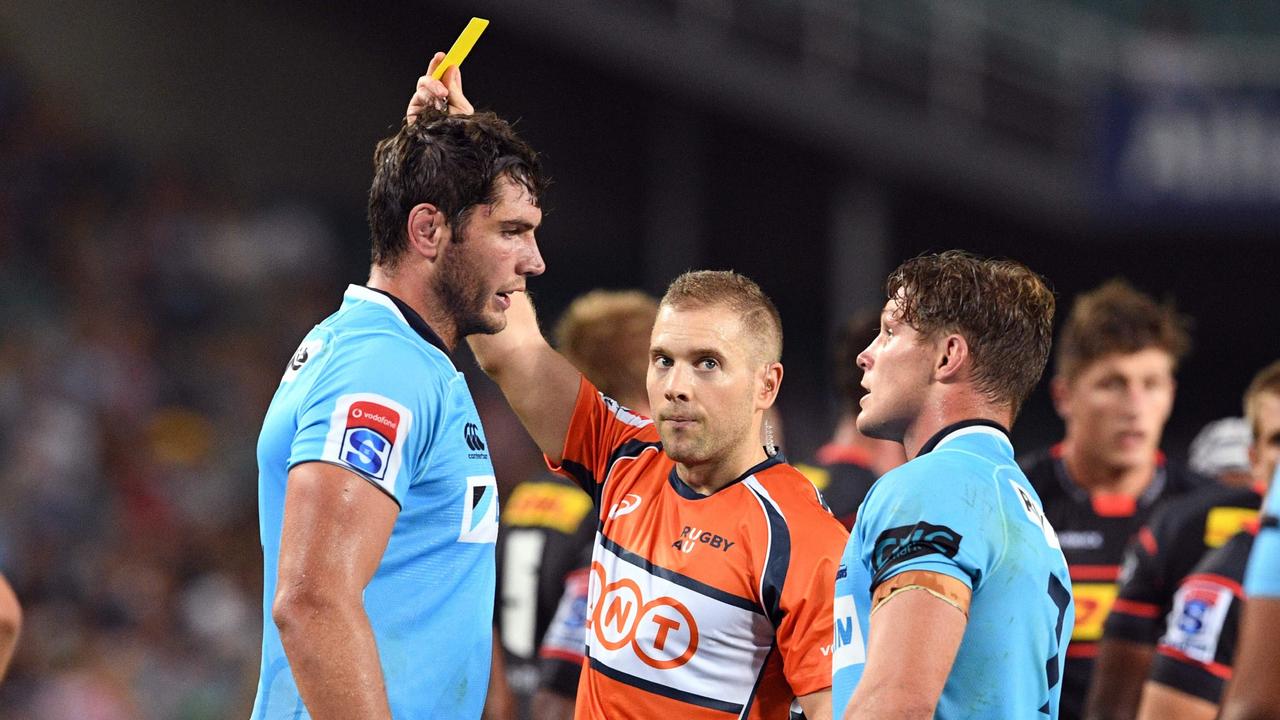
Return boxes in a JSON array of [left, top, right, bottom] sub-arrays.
[[1197, 529, 1257, 579], [751, 461, 847, 526], [323, 286, 457, 371], [1153, 483, 1261, 530]]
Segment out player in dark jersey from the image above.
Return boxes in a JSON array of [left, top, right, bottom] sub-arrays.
[[1084, 360, 1280, 719], [489, 290, 657, 720], [1123, 360, 1280, 719], [1131, 527, 1256, 719], [795, 312, 904, 530], [1018, 279, 1202, 720], [1218, 467, 1280, 720]]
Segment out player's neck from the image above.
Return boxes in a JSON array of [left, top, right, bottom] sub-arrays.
[[367, 269, 460, 351], [1059, 441, 1156, 496], [901, 396, 1012, 460], [676, 442, 771, 496]]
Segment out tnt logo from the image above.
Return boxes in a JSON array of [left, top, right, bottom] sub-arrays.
[[342, 401, 400, 479], [588, 562, 699, 670], [464, 422, 486, 452]]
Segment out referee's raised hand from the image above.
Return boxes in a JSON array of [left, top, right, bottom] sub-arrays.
[[405, 51, 473, 123]]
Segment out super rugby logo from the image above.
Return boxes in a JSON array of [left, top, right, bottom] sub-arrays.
[[322, 394, 412, 493], [342, 401, 400, 480], [588, 561, 699, 670]]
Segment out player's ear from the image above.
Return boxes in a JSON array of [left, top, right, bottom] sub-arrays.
[[757, 362, 784, 409], [935, 334, 967, 382], [1049, 375, 1071, 420], [406, 203, 449, 260]]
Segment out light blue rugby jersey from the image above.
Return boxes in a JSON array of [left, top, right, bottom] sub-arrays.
[[252, 285, 499, 720], [832, 421, 1074, 718], [1244, 466, 1280, 598]]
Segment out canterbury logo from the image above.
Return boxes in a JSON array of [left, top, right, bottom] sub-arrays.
[[607, 494, 643, 520], [289, 347, 309, 371], [464, 422, 486, 452]]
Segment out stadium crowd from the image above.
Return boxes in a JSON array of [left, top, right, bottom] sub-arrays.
[[1, 41, 1279, 720]]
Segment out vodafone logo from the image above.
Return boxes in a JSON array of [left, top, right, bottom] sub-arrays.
[[588, 562, 699, 670], [607, 493, 643, 520], [350, 403, 399, 433]]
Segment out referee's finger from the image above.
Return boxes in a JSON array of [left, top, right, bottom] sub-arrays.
[[425, 51, 446, 76]]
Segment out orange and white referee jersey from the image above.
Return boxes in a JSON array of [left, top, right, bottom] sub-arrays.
[[548, 378, 849, 719]]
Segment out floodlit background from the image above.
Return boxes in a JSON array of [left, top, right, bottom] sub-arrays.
[[0, 1, 1277, 716]]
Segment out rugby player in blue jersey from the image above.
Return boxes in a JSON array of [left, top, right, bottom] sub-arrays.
[[251, 54, 547, 719], [832, 251, 1074, 719]]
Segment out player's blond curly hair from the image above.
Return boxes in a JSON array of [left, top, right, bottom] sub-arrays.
[[555, 290, 658, 408]]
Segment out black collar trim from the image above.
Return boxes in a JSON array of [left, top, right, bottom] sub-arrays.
[[917, 419, 1011, 457], [365, 286, 450, 354], [667, 451, 787, 500]]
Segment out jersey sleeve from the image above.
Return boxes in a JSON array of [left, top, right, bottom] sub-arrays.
[[1105, 523, 1168, 644], [537, 564, 591, 698], [288, 333, 443, 505], [775, 508, 850, 696], [1245, 480, 1280, 598], [1149, 566, 1245, 703], [545, 376, 658, 505], [855, 461, 1000, 594]]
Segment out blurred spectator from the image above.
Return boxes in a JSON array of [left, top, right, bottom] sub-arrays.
[[796, 310, 905, 530], [0, 57, 335, 719], [1019, 279, 1205, 720]]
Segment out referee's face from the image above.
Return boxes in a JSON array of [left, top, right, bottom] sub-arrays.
[[648, 304, 762, 469]]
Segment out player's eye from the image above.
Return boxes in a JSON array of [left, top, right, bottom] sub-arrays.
[[699, 358, 719, 370], [654, 355, 673, 368]]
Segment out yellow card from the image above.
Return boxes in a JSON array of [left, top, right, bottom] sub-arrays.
[[431, 17, 489, 80]]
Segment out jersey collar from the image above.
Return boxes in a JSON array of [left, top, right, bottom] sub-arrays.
[[667, 451, 787, 500], [346, 285, 449, 354], [917, 419, 1013, 457]]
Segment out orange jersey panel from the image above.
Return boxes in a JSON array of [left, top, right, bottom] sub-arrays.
[[549, 378, 849, 719]]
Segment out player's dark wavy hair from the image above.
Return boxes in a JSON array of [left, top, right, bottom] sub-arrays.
[[886, 250, 1055, 420], [1054, 278, 1189, 382], [367, 108, 547, 267]]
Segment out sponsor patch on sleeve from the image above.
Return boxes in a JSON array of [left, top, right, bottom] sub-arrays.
[[1159, 578, 1235, 664], [870, 522, 963, 587], [322, 393, 413, 496]]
